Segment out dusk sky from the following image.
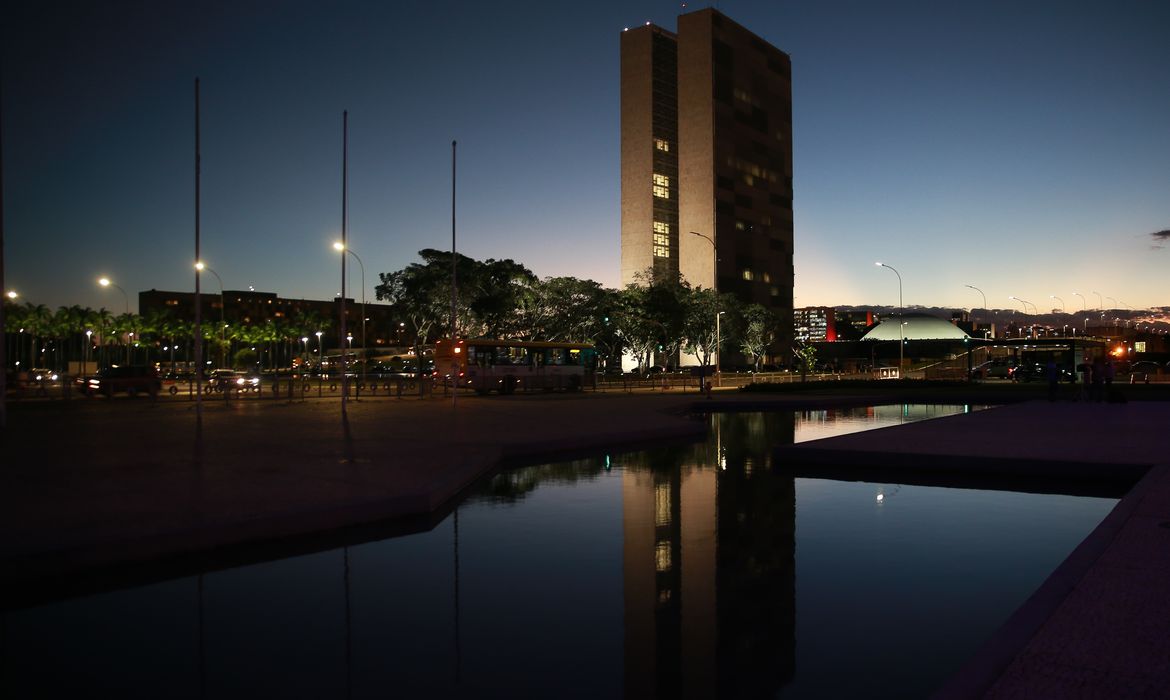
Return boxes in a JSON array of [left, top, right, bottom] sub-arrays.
[[4, 0, 1168, 316]]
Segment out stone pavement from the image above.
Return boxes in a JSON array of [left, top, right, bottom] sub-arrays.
[[2, 391, 1169, 697]]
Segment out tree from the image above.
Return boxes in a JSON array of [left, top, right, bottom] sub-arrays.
[[374, 249, 466, 347], [682, 288, 735, 371], [793, 341, 817, 381], [739, 304, 778, 371], [466, 257, 538, 339], [525, 276, 610, 342]]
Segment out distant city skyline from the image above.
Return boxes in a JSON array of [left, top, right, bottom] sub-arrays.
[[3, 0, 1168, 315]]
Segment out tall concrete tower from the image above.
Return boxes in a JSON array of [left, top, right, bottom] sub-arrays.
[[620, 9, 794, 360]]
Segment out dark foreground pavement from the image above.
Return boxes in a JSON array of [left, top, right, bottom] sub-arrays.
[[2, 391, 1169, 697]]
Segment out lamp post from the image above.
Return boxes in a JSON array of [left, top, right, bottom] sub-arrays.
[[1092, 291, 1103, 309], [301, 337, 309, 366], [691, 231, 720, 383], [333, 242, 366, 384], [84, 330, 92, 380], [5, 291, 17, 371], [1009, 296, 1031, 337], [98, 277, 130, 363], [876, 262, 903, 375], [964, 284, 986, 311], [316, 330, 324, 371], [1050, 295, 1065, 313], [195, 262, 226, 368]]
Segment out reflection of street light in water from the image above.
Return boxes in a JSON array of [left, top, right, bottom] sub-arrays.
[[875, 485, 902, 503]]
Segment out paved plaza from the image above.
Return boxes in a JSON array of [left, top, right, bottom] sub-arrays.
[[2, 390, 1168, 697]]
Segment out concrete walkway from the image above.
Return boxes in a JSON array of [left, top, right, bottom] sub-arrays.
[[3, 392, 1169, 697]]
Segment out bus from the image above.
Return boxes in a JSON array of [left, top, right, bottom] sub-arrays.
[[434, 338, 596, 394]]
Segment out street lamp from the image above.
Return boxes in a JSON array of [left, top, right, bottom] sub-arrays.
[[691, 231, 720, 382], [98, 277, 129, 314], [1092, 291, 1103, 309], [301, 337, 309, 366], [98, 277, 130, 362], [876, 262, 903, 375], [315, 330, 324, 371], [964, 284, 986, 311], [1050, 295, 1065, 313], [333, 242, 366, 382], [195, 262, 226, 368]]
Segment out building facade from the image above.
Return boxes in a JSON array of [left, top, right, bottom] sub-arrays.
[[794, 307, 837, 343], [621, 9, 794, 358]]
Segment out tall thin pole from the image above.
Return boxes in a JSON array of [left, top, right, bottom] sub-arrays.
[[194, 77, 203, 448], [340, 111, 348, 418], [877, 262, 903, 375], [450, 140, 457, 409], [0, 68, 7, 431]]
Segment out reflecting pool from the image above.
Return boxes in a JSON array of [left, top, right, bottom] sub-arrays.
[[1, 406, 1121, 699]]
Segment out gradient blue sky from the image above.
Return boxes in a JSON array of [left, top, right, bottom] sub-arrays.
[[4, 0, 1168, 315]]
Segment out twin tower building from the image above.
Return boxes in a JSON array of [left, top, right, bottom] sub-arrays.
[[620, 9, 794, 360]]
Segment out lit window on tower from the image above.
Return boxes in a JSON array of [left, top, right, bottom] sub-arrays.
[[652, 173, 670, 199], [742, 269, 755, 281], [653, 221, 670, 234], [654, 482, 671, 526], [653, 234, 669, 258], [655, 138, 670, 152], [655, 541, 672, 572]]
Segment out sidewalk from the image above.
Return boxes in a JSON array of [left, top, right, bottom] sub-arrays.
[[0, 392, 711, 593]]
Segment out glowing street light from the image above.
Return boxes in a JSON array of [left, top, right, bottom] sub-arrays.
[[98, 277, 129, 314], [875, 262, 904, 374]]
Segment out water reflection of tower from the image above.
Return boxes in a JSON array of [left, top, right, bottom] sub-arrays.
[[622, 413, 795, 697], [715, 413, 796, 696]]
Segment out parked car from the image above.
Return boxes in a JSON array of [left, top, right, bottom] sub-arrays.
[[971, 360, 1014, 379], [77, 366, 161, 398], [1011, 363, 1073, 383], [207, 369, 261, 392]]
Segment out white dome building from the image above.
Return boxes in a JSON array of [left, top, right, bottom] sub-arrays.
[[861, 313, 971, 341]]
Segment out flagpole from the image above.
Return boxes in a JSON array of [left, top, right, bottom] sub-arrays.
[[450, 140, 457, 409], [194, 77, 204, 454]]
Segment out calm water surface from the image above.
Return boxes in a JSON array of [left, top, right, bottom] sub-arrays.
[[1, 405, 1120, 699]]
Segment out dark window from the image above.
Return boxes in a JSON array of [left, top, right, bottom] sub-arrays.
[[716, 200, 734, 216], [713, 81, 733, 105], [717, 176, 734, 191], [713, 39, 733, 68], [735, 194, 754, 209], [768, 57, 790, 78], [769, 238, 786, 252], [769, 194, 792, 209]]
